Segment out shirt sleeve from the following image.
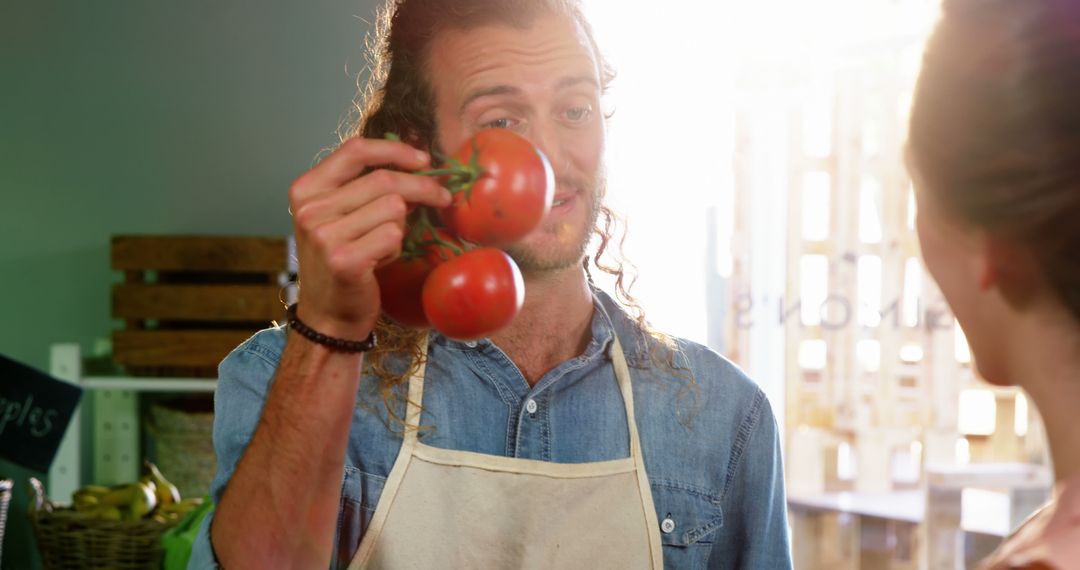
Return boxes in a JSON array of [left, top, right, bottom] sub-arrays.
[[709, 389, 793, 570], [188, 334, 282, 569]]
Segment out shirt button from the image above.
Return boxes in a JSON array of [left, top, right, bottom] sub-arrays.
[[464, 340, 478, 348], [660, 517, 676, 534], [525, 399, 538, 414]]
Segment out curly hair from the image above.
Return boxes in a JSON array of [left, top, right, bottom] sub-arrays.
[[337, 0, 697, 429]]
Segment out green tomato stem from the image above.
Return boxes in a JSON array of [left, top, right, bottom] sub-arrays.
[[402, 207, 472, 260], [413, 168, 468, 177]]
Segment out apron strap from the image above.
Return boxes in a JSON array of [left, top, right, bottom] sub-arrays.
[[352, 335, 430, 566], [609, 335, 643, 459], [609, 335, 664, 567], [402, 334, 430, 442]]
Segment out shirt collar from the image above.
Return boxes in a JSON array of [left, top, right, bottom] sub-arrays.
[[430, 286, 649, 367], [590, 286, 652, 367]]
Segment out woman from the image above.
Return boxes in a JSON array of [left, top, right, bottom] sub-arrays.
[[907, 0, 1080, 567]]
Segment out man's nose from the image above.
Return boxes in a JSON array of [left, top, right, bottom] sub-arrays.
[[525, 121, 569, 177]]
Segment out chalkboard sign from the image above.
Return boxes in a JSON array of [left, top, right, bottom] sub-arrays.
[[0, 353, 83, 472]]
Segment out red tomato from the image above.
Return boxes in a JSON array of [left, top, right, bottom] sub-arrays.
[[418, 227, 465, 265], [422, 248, 525, 340], [375, 226, 466, 328], [440, 129, 555, 246], [375, 256, 435, 328]]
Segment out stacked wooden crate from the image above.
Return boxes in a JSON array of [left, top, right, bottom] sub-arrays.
[[111, 235, 296, 377]]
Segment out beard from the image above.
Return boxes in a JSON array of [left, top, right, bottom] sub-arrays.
[[503, 172, 606, 275]]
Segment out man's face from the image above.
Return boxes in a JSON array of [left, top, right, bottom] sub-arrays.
[[426, 13, 606, 274]]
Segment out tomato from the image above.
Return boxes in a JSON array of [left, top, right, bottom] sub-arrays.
[[440, 129, 555, 246], [417, 227, 464, 265], [422, 248, 525, 340], [375, 255, 436, 328], [375, 226, 467, 328]]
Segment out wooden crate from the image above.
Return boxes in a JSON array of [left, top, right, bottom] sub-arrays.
[[111, 235, 296, 377]]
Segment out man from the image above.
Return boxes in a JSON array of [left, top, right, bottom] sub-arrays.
[[190, 0, 791, 568]]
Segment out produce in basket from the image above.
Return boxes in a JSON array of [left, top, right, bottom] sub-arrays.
[[31, 462, 202, 523], [27, 477, 55, 514], [142, 460, 181, 507], [29, 470, 207, 570]]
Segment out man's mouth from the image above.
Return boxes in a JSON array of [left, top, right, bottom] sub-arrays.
[[552, 193, 576, 209]]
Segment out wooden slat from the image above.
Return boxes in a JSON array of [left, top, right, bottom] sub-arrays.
[[112, 330, 256, 368], [124, 270, 145, 330], [112, 283, 285, 321], [111, 236, 291, 272]]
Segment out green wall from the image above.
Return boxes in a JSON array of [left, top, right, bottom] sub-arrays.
[[0, 1, 380, 566]]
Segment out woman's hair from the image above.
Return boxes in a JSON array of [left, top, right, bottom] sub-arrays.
[[908, 0, 1080, 321], [333, 0, 694, 428]]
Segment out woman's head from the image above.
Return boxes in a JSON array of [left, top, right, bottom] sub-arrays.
[[907, 0, 1080, 382]]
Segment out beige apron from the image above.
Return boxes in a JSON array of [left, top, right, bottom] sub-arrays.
[[349, 334, 664, 569]]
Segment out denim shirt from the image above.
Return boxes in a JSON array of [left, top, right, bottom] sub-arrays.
[[189, 291, 792, 569]]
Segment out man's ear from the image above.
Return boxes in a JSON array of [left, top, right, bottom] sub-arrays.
[[402, 131, 423, 149], [400, 131, 442, 165], [397, 129, 430, 153]]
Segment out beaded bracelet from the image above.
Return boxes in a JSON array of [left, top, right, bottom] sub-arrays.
[[286, 304, 377, 353]]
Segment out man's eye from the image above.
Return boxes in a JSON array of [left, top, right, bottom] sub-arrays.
[[565, 106, 592, 122], [483, 118, 514, 129]]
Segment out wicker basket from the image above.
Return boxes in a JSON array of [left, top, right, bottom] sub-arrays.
[[31, 508, 180, 570], [0, 479, 11, 566], [147, 399, 217, 500], [28, 477, 183, 570]]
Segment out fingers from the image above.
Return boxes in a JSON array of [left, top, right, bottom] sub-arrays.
[[342, 169, 453, 210], [323, 222, 406, 284], [292, 169, 451, 230], [308, 194, 410, 257], [291, 138, 431, 201], [288, 137, 450, 295]]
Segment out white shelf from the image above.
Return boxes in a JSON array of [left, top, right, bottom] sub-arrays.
[[82, 376, 218, 393], [49, 344, 221, 501]]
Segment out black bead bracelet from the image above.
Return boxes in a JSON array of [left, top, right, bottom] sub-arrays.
[[286, 304, 377, 353]]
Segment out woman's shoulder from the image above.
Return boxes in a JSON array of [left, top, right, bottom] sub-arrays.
[[978, 475, 1080, 570]]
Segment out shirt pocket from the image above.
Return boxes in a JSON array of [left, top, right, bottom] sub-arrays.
[[650, 480, 724, 569], [334, 466, 386, 568]]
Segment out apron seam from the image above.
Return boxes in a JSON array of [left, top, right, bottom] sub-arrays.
[[411, 443, 638, 478]]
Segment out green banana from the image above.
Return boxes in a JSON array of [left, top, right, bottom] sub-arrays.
[[72, 484, 111, 511], [73, 484, 110, 498], [96, 481, 157, 521], [87, 506, 123, 521], [73, 494, 100, 511], [142, 461, 181, 506]]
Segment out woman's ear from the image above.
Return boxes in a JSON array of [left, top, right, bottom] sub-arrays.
[[983, 234, 1042, 307]]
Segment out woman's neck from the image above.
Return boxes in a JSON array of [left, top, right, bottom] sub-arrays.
[[1009, 307, 1080, 483]]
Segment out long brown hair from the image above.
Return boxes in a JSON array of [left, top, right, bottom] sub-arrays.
[[908, 0, 1080, 321], [338, 0, 695, 428]]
